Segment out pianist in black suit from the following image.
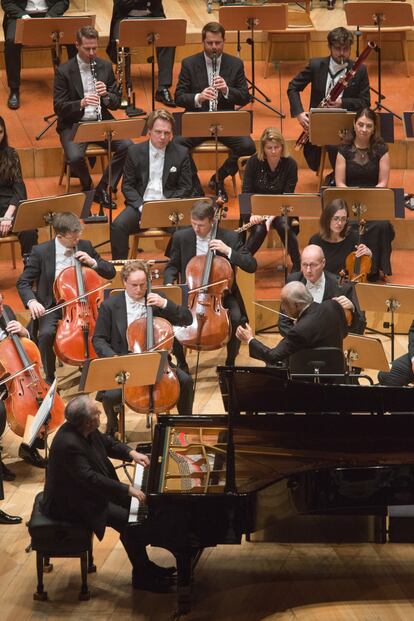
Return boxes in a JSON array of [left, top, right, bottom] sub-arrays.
[[236, 281, 348, 366], [41, 395, 176, 592]]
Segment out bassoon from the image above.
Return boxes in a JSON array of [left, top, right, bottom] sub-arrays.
[[295, 41, 377, 151]]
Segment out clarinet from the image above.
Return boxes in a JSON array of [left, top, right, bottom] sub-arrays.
[[90, 59, 102, 122], [294, 41, 377, 151], [209, 51, 218, 112]]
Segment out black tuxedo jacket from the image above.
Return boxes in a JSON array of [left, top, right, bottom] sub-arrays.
[[16, 239, 116, 309], [175, 52, 250, 112], [92, 290, 192, 358], [1, 0, 68, 18], [122, 141, 193, 212], [53, 56, 120, 132], [287, 56, 370, 118], [41, 422, 132, 539], [250, 299, 348, 366], [278, 270, 365, 336]]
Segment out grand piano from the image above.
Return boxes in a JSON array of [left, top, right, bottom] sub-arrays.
[[127, 367, 414, 615]]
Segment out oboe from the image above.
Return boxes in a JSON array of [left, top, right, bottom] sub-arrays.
[[209, 50, 218, 112], [90, 59, 102, 122]]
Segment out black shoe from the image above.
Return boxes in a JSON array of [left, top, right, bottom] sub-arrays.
[[132, 574, 175, 593], [155, 88, 176, 108], [148, 560, 177, 578], [1, 461, 16, 481], [18, 444, 47, 469], [7, 90, 20, 110], [0, 509, 22, 525], [208, 175, 228, 203], [93, 188, 116, 209]]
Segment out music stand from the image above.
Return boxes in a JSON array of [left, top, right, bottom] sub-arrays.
[[80, 352, 164, 441], [308, 110, 356, 187], [182, 111, 251, 200], [14, 16, 96, 139], [355, 282, 414, 361], [251, 193, 321, 281], [343, 333, 389, 373], [119, 18, 187, 112], [345, 2, 413, 119], [73, 117, 146, 233], [322, 187, 395, 219], [21, 380, 58, 461], [12, 193, 85, 240], [219, 5, 287, 117], [140, 197, 204, 229]]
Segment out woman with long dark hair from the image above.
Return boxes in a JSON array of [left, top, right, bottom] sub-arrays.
[[0, 117, 37, 262]]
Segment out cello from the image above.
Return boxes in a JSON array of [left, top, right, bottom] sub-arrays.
[[177, 201, 233, 351], [0, 307, 65, 438], [124, 270, 180, 414], [53, 248, 105, 366]]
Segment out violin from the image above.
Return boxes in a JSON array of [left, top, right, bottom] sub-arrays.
[[0, 308, 65, 438], [177, 201, 233, 351], [53, 248, 105, 366], [344, 207, 372, 283], [124, 271, 179, 415]]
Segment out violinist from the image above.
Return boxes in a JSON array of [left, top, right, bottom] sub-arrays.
[[0, 292, 46, 470], [164, 200, 257, 370], [236, 281, 348, 366], [16, 212, 116, 386], [309, 199, 372, 277], [279, 245, 366, 336], [92, 260, 194, 435]]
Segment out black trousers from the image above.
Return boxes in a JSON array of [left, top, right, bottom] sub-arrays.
[[110, 205, 141, 260], [58, 126, 132, 192], [109, 18, 175, 89], [174, 135, 256, 180], [2, 14, 76, 90], [30, 310, 61, 385], [378, 354, 414, 387], [106, 497, 150, 572], [101, 366, 194, 432], [246, 218, 301, 269]]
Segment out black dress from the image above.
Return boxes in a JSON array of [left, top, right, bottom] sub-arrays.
[[309, 230, 358, 275], [242, 155, 300, 268], [0, 147, 37, 257], [337, 141, 394, 277]]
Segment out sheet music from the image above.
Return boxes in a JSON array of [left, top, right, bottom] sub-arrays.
[[26, 379, 57, 447]]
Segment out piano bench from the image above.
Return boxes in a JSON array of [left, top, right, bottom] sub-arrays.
[[27, 492, 95, 601]]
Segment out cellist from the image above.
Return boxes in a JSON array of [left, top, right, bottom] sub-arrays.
[[163, 200, 257, 371], [0, 292, 46, 472], [92, 260, 194, 435], [16, 212, 116, 385]]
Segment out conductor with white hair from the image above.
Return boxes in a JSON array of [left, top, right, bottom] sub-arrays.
[[236, 281, 348, 366]]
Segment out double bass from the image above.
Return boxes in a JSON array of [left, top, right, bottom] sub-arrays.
[[177, 202, 233, 351], [0, 308, 65, 438], [124, 271, 180, 414], [53, 249, 104, 366]]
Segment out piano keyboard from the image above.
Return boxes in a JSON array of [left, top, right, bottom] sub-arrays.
[[128, 463, 149, 523]]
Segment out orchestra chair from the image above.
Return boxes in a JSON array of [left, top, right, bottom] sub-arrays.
[[191, 141, 238, 197], [58, 143, 117, 194], [289, 347, 348, 383], [264, 30, 312, 79], [128, 228, 171, 259], [0, 234, 19, 268], [27, 491, 96, 601]]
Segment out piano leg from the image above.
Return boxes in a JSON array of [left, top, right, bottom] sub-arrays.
[[174, 548, 203, 616]]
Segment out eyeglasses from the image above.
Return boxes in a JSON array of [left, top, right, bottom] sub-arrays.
[[301, 262, 322, 269], [332, 216, 348, 222]]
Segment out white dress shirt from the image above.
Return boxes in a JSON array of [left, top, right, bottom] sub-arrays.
[[55, 239, 75, 280], [77, 56, 98, 121], [325, 57, 347, 98], [125, 293, 147, 327], [24, 0, 47, 14], [305, 272, 325, 304], [142, 142, 166, 209]]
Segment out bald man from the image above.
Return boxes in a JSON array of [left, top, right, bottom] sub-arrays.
[[278, 244, 365, 336], [236, 281, 348, 366]]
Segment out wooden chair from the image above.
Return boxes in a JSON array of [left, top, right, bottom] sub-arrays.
[[0, 234, 19, 268], [58, 143, 110, 193], [128, 229, 171, 259], [191, 141, 238, 197], [360, 29, 411, 77]]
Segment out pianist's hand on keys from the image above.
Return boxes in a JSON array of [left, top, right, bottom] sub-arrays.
[[128, 450, 150, 503]]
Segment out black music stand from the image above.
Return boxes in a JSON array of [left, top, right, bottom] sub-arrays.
[[119, 18, 187, 112], [15, 16, 96, 139], [80, 353, 165, 441], [181, 111, 251, 200], [345, 2, 414, 120], [251, 193, 321, 282], [73, 117, 146, 239], [12, 193, 85, 240], [219, 4, 287, 117], [355, 283, 414, 361]]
